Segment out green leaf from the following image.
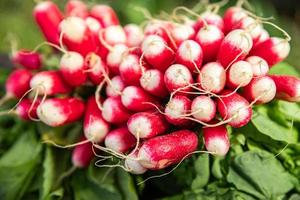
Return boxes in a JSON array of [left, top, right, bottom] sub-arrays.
[[191, 154, 210, 190], [211, 156, 223, 180], [227, 151, 298, 199], [41, 147, 55, 200], [269, 62, 300, 77], [115, 169, 138, 200], [276, 101, 300, 122]]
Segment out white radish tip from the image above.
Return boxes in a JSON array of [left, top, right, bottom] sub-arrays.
[[107, 44, 128, 66], [225, 29, 253, 53], [165, 98, 185, 118], [102, 98, 115, 122], [37, 101, 66, 126], [84, 120, 109, 143], [245, 56, 269, 77], [271, 37, 290, 60], [142, 35, 166, 56], [191, 96, 215, 122], [178, 40, 202, 61], [125, 155, 147, 174], [60, 17, 86, 42], [121, 86, 138, 107], [106, 76, 125, 97], [200, 62, 226, 93], [171, 24, 195, 41], [165, 64, 192, 86], [104, 135, 123, 153], [30, 73, 53, 95], [252, 77, 276, 103], [35, 1, 52, 11], [85, 17, 101, 32], [229, 61, 253, 87], [140, 70, 161, 90], [104, 25, 127, 45], [128, 116, 152, 138], [60, 51, 84, 72], [197, 25, 223, 44], [206, 137, 229, 156]]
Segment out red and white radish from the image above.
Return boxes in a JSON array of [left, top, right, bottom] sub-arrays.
[[124, 24, 144, 47], [106, 44, 128, 74], [5, 69, 32, 99], [125, 151, 147, 174], [170, 24, 195, 46], [65, 0, 88, 18], [245, 56, 269, 77], [235, 16, 263, 44], [226, 60, 253, 88], [144, 22, 171, 44], [85, 16, 102, 41], [72, 136, 94, 168], [90, 5, 119, 28], [101, 25, 126, 46], [193, 11, 224, 33], [253, 29, 269, 48], [85, 53, 107, 85], [223, 7, 247, 33], [119, 54, 143, 86], [16, 98, 40, 121], [191, 95, 216, 122], [12, 50, 42, 70], [106, 76, 125, 97]]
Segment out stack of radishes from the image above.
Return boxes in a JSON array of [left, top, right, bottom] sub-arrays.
[[1, 0, 300, 174]]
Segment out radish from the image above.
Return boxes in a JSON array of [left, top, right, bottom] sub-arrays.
[[85, 53, 108, 85], [65, 0, 88, 19], [140, 69, 169, 99], [85, 17, 103, 42], [170, 24, 195, 46], [12, 50, 42, 70], [121, 86, 159, 112], [197, 62, 226, 94], [105, 76, 125, 97], [223, 7, 247, 33], [203, 124, 230, 156], [195, 25, 224, 62], [217, 29, 253, 68], [269, 75, 300, 102], [16, 98, 40, 121], [72, 136, 94, 168], [226, 60, 253, 88], [175, 40, 203, 73], [127, 111, 169, 139], [119, 54, 143, 86], [124, 24, 144, 47], [245, 56, 269, 77], [59, 51, 87, 87], [242, 76, 276, 104], [144, 22, 171, 44], [235, 16, 263, 44], [102, 96, 132, 124], [90, 5, 119, 28], [191, 95, 216, 122], [217, 90, 252, 128], [33, 1, 63, 45], [193, 11, 224, 33], [106, 44, 128, 74], [138, 130, 198, 170], [30, 71, 71, 96], [253, 29, 269, 48], [84, 96, 110, 143], [250, 37, 290, 67], [165, 95, 191, 126], [164, 64, 194, 94], [125, 151, 147, 174], [101, 25, 126, 46], [37, 97, 85, 127], [141, 35, 175, 72], [104, 126, 137, 153]]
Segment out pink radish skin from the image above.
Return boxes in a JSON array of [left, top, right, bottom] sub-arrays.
[[84, 97, 110, 143], [195, 25, 224, 62], [65, 0, 88, 18], [250, 37, 290, 67], [170, 24, 195, 46], [33, 1, 63, 45], [106, 76, 125, 97], [144, 22, 171, 45], [191, 96, 216, 122], [138, 130, 198, 170], [269, 75, 300, 102], [30, 71, 71, 96], [217, 29, 253, 68], [37, 97, 85, 127], [119, 54, 143, 86], [223, 7, 247, 34], [245, 56, 269, 77], [12, 50, 42, 70], [226, 60, 253, 88], [102, 96, 132, 124], [127, 111, 169, 139], [72, 136, 94, 168], [124, 24, 144, 47], [106, 44, 128, 74], [165, 95, 191, 126], [140, 69, 169, 99], [60, 51, 87, 87], [85, 53, 108, 85], [203, 124, 230, 156], [198, 62, 226, 94], [193, 12, 224, 33], [5, 69, 32, 99], [142, 35, 175, 72], [102, 25, 126, 46], [90, 5, 119, 28], [176, 40, 203, 73], [164, 64, 194, 94], [85, 17, 102, 43], [235, 16, 263, 44], [121, 86, 159, 112], [125, 151, 147, 174], [16, 98, 40, 121], [253, 29, 269, 48], [104, 126, 137, 153], [217, 90, 252, 128], [242, 76, 276, 104]]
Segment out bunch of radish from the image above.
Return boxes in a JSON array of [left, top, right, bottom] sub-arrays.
[[1, 0, 300, 174]]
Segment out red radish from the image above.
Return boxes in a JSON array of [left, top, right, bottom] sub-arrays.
[[72, 136, 94, 168], [37, 97, 85, 127], [141, 35, 175, 72], [102, 96, 131, 124], [121, 86, 159, 112], [124, 24, 144, 47], [250, 37, 290, 67], [65, 0, 88, 18], [269, 75, 300, 102], [5, 69, 32, 99], [104, 126, 137, 153], [127, 111, 169, 139], [90, 5, 119, 28], [226, 60, 253, 88], [101, 25, 126, 46], [30, 71, 71, 96], [33, 1, 63, 45], [245, 56, 269, 77], [106, 44, 128, 74], [16, 98, 40, 121], [140, 69, 168, 99], [253, 29, 269, 48], [223, 7, 247, 33], [165, 95, 191, 126], [138, 130, 198, 170], [119, 54, 143, 86], [60, 16, 97, 56], [191, 95, 216, 122], [217, 29, 253, 68], [85, 53, 107, 85], [195, 25, 224, 62], [176, 40, 203, 73], [242, 76, 276, 104], [125, 151, 147, 174], [217, 90, 252, 128], [203, 124, 230, 156], [59, 51, 87, 87], [85, 17, 102, 41], [164, 64, 194, 94], [106, 76, 125, 97], [144, 22, 171, 44], [193, 11, 224, 33], [84, 96, 110, 143], [235, 16, 263, 44], [197, 62, 226, 94], [12, 50, 42, 70], [170, 24, 195, 46]]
